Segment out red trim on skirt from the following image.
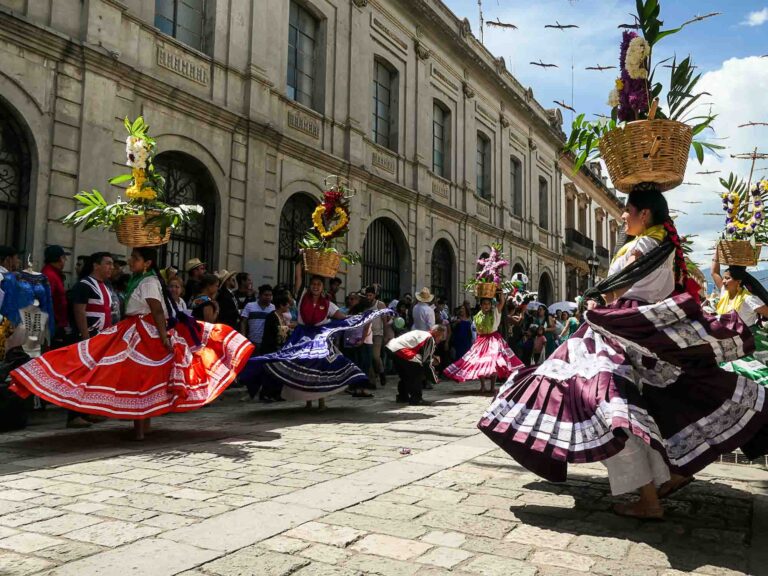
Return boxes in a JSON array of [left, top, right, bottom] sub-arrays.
[[10, 315, 254, 419]]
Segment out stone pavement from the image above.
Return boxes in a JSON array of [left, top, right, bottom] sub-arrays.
[[0, 382, 766, 576]]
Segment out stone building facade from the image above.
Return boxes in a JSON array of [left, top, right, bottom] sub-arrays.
[[0, 0, 569, 305], [560, 158, 625, 300]]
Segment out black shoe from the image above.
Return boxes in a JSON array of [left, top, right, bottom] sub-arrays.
[[410, 399, 432, 406], [395, 396, 408, 404], [379, 373, 387, 387]]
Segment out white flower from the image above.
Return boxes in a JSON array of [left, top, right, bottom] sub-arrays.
[[625, 37, 650, 80], [607, 88, 620, 108]]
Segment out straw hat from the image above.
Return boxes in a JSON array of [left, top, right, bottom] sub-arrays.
[[415, 287, 435, 303], [185, 258, 206, 273], [215, 269, 237, 285]]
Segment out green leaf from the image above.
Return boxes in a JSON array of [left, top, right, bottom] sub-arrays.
[[109, 174, 133, 185], [692, 141, 704, 164]]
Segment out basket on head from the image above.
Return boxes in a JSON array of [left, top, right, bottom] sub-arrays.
[[475, 282, 498, 299], [599, 119, 692, 193], [303, 249, 341, 278], [717, 240, 761, 267], [115, 213, 171, 247]]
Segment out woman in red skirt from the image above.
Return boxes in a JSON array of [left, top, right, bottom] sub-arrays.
[[444, 293, 522, 393], [10, 247, 254, 439]]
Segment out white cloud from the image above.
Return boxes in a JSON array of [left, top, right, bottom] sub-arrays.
[[668, 57, 768, 269], [742, 7, 768, 26]]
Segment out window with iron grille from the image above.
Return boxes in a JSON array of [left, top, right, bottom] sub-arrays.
[[433, 101, 449, 178], [278, 194, 316, 292], [372, 60, 397, 151], [431, 240, 454, 307], [362, 219, 401, 303], [155, 0, 207, 52], [287, 1, 318, 110], [510, 156, 522, 216], [0, 106, 29, 250], [539, 176, 549, 230], [476, 133, 491, 199], [154, 152, 217, 270]]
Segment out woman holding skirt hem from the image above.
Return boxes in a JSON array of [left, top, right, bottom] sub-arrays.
[[479, 187, 768, 520], [10, 247, 254, 440]]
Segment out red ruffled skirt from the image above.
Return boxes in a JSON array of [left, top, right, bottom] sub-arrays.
[[444, 332, 523, 382], [10, 315, 254, 419]]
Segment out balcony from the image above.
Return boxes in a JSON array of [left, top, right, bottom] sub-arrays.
[[596, 245, 610, 269], [565, 228, 594, 261]]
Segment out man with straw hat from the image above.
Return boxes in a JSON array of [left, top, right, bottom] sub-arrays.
[[215, 270, 240, 330], [184, 258, 206, 306], [412, 287, 436, 332]]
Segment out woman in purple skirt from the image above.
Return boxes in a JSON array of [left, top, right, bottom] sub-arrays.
[[479, 186, 768, 520]]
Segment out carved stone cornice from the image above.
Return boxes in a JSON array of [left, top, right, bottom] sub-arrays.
[[414, 39, 430, 61]]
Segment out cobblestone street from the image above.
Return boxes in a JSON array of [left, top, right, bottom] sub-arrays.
[[0, 383, 766, 576]]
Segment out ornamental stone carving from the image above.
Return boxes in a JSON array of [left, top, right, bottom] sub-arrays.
[[351, 0, 368, 7], [460, 18, 471, 38], [463, 82, 475, 99], [414, 39, 430, 61], [495, 56, 506, 75], [500, 115, 510, 128]]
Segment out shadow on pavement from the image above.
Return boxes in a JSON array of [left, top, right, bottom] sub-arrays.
[[511, 476, 753, 574]]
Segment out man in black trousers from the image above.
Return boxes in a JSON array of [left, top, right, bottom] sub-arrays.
[[386, 325, 446, 406]]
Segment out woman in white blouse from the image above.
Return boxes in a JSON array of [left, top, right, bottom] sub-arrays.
[[10, 247, 254, 440]]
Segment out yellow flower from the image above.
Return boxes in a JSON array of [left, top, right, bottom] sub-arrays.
[[312, 205, 349, 239], [615, 78, 624, 91]]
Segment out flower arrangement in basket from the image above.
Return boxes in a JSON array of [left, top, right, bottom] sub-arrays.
[[716, 174, 768, 266], [298, 176, 361, 278], [463, 243, 518, 298], [62, 117, 203, 247], [564, 0, 722, 192]]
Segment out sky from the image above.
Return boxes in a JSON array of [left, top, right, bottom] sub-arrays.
[[442, 0, 768, 270]]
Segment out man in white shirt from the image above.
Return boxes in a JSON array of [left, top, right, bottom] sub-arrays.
[[412, 287, 436, 331], [386, 325, 446, 405], [241, 284, 275, 353]]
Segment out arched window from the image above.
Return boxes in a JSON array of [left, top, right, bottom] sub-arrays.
[[278, 193, 316, 291], [363, 219, 401, 302], [512, 263, 526, 276], [154, 152, 217, 270], [431, 239, 455, 307], [538, 272, 554, 305], [0, 103, 30, 249]]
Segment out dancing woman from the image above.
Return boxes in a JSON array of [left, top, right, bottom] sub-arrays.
[[242, 262, 391, 409], [444, 294, 523, 394], [479, 187, 768, 520], [10, 247, 254, 439], [711, 257, 768, 385]]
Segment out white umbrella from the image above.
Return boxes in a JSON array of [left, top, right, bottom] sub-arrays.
[[548, 301, 577, 315], [526, 301, 546, 311]]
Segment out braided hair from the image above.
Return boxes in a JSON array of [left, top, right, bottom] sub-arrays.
[[584, 186, 698, 304]]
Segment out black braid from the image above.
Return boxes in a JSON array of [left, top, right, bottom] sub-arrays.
[[132, 247, 179, 321]]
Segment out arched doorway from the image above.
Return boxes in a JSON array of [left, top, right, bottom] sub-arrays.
[[512, 262, 526, 276], [154, 152, 217, 269], [0, 100, 31, 248], [362, 218, 403, 303], [431, 239, 455, 307], [278, 193, 315, 290], [538, 272, 554, 305]]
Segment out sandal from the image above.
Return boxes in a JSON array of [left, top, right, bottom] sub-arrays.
[[612, 502, 664, 521], [658, 476, 695, 499]]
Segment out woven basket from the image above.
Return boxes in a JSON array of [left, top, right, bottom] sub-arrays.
[[303, 249, 341, 278], [115, 213, 170, 247], [599, 120, 692, 193], [475, 282, 498, 299], [717, 240, 762, 267]]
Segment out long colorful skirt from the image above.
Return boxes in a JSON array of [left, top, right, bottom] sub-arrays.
[[444, 332, 523, 382], [721, 326, 768, 387], [242, 308, 392, 402], [478, 294, 768, 483], [10, 315, 254, 419]]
